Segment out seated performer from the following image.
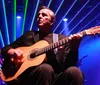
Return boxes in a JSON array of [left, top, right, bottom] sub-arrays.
[[1, 6, 98, 85]]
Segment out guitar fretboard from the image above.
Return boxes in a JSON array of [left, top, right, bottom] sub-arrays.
[[35, 30, 86, 56]]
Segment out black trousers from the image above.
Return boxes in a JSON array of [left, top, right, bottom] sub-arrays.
[[6, 63, 84, 85]]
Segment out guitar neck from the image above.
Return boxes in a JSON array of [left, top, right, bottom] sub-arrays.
[[35, 30, 86, 56]]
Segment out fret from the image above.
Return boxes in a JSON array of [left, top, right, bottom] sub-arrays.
[[46, 45, 50, 51], [59, 40, 63, 46], [42, 47, 46, 53], [49, 44, 53, 50], [62, 38, 66, 44], [54, 42, 58, 48], [55, 42, 59, 47], [57, 41, 60, 46], [35, 49, 42, 56], [65, 37, 68, 43], [76, 30, 86, 36], [53, 42, 56, 48]]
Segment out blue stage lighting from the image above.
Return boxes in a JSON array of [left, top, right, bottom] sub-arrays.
[[17, 16, 21, 19], [63, 18, 68, 21]]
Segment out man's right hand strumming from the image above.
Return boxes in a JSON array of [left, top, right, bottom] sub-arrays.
[[7, 48, 24, 64]]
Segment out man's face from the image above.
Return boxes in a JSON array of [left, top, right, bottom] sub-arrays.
[[37, 9, 54, 32]]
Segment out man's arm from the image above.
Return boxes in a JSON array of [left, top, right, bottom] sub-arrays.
[[1, 31, 35, 59]]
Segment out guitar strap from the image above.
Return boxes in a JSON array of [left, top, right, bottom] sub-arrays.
[[53, 34, 65, 69], [53, 33, 58, 54]]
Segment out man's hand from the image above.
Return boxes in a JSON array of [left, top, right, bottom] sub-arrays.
[[7, 48, 24, 63], [68, 33, 83, 51]]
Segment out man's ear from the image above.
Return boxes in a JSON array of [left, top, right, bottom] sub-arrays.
[[50, 18, 55, 26]]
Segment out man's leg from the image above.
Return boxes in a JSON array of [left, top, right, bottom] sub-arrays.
[[52, 66, 84, 85], [6, 63, 54, 85], [27, 63, 55, 85]]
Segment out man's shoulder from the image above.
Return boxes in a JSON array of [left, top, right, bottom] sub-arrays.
[[24, 30, 39, 35]]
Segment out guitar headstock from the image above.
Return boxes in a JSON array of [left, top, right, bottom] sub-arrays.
[[86, 26, 100, 35]]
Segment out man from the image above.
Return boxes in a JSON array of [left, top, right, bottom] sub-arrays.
[[1, 6, 84, 85]]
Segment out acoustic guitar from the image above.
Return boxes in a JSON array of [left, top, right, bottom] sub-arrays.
[[1, 26, 100, 82]]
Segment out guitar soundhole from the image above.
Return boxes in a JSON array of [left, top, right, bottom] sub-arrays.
[[30, 53, 36, 58], [28, 48, 38, 59]]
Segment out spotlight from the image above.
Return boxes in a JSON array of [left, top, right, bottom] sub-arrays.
[[63, 18, 68, 21], [17, 16, 21, 19]]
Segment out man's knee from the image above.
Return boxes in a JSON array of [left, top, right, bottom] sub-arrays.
[[38, 63, 54, 77], [64, 66, 83, 79]]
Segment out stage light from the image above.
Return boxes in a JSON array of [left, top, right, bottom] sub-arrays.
[[16, 15, 22, 39], [63, 18, 68, 21], [61, 18, 69, 36], [17, 16, 21, 19]]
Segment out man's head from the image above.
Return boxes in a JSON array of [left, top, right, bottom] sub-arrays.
[[37, 6, 55, 33]]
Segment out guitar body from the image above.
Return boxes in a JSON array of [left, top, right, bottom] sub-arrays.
[[1, 40, 49, 82]]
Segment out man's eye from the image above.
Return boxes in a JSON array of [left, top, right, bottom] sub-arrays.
[[42, 13, 47, 16]]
